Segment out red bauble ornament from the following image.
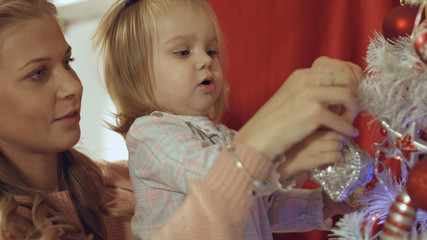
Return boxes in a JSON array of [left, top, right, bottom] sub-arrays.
[[414, 19, 427, 63], [380, 190, 416, 240], [406, 159, 427, 211], [382, 5, 418, 40], [360, 214, 382, 237]]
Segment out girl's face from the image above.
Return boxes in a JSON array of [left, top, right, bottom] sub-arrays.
[[152, 2, 224, 117], [0, 15, 82, 161]]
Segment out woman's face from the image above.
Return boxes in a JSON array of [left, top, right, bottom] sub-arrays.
[[0, 15, 82, 161]]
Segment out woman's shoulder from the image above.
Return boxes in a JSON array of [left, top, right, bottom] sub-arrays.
[[95, 160, 132, 190], [94, 160, 135, 212]]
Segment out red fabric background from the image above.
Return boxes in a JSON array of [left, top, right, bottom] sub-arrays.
[[204, 0, 400, 239]]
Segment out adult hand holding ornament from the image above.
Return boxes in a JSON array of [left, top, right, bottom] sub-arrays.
[[309, 69, 375, 202], [310, 139, 375, 202]]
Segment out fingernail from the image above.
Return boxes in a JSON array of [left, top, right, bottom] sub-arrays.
[[352, 128, 359, 137], [342, 137, 349, 143]]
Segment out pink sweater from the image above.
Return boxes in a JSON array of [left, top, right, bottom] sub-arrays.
[[2, 143, 272, 239], [151, 142, 273, 240]]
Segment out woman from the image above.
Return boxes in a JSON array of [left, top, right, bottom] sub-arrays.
[[0, 0, 361, 239], [0, 0, 134, 239]]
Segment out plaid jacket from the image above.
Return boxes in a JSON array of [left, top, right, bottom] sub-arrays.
[[127, 111, 329, 240]]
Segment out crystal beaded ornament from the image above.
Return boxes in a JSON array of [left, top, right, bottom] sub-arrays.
[[310, 139, 374, 201]]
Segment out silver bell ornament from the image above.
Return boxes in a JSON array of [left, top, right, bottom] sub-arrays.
[[310, 139, 375, 201]]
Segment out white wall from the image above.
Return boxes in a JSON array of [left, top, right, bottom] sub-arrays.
[[57, 1, 128, 161]]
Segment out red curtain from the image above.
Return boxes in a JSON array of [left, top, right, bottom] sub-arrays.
[[205, 0, 400, 239]]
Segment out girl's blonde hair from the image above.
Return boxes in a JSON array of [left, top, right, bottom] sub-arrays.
[[94, 0, 229, 137], [0, 1, 131, 239]]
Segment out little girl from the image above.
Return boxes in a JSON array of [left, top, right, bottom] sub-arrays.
[[94, 0, 360, 239]]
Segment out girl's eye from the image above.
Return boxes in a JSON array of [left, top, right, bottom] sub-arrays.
[[174, 50, 190, 56], [207, 50, 217, 57], [64, 57, 75, 69], [29, 68, 48, 81]]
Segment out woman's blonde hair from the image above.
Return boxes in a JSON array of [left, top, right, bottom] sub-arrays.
[[93, 0, 229, 137], [0, 149, 110, 239], [0, 1, 131, 239]]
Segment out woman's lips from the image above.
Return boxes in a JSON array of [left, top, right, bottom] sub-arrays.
[[55, 111, 80, 123]]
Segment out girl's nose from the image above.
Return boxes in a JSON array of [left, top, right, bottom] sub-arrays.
[[195, 51, 214, 70]]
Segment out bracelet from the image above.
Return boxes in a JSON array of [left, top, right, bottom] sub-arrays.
[[226, 141, 264, 196]]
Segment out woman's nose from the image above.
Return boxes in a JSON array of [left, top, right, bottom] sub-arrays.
[[57, 70, 83, 100]]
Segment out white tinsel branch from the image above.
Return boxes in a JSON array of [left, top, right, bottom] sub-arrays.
[[405, 0, 424, 6], [356, 169, 404, 224], [329, 211, 377, 240], [358, 32, 427, 131], [337, 2, 427, 239], [332, 168, 427, 239]]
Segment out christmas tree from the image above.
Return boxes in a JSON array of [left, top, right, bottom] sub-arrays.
[[325, 0, 427, 239]]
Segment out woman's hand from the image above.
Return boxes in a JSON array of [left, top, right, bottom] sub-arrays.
[[234, 56, 363, 161], [277, 130, 346, 177]]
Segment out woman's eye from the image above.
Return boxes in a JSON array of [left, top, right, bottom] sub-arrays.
[[64, 57, 75, 69], [174, 50, 190, 56], [29, 68, 48, 81]]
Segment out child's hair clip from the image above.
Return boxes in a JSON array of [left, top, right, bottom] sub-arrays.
[[124, 0, 139, 7]]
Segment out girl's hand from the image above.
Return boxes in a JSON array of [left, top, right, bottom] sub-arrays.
[[234, 56, 363, 160], [322, 191, 355, 219]]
